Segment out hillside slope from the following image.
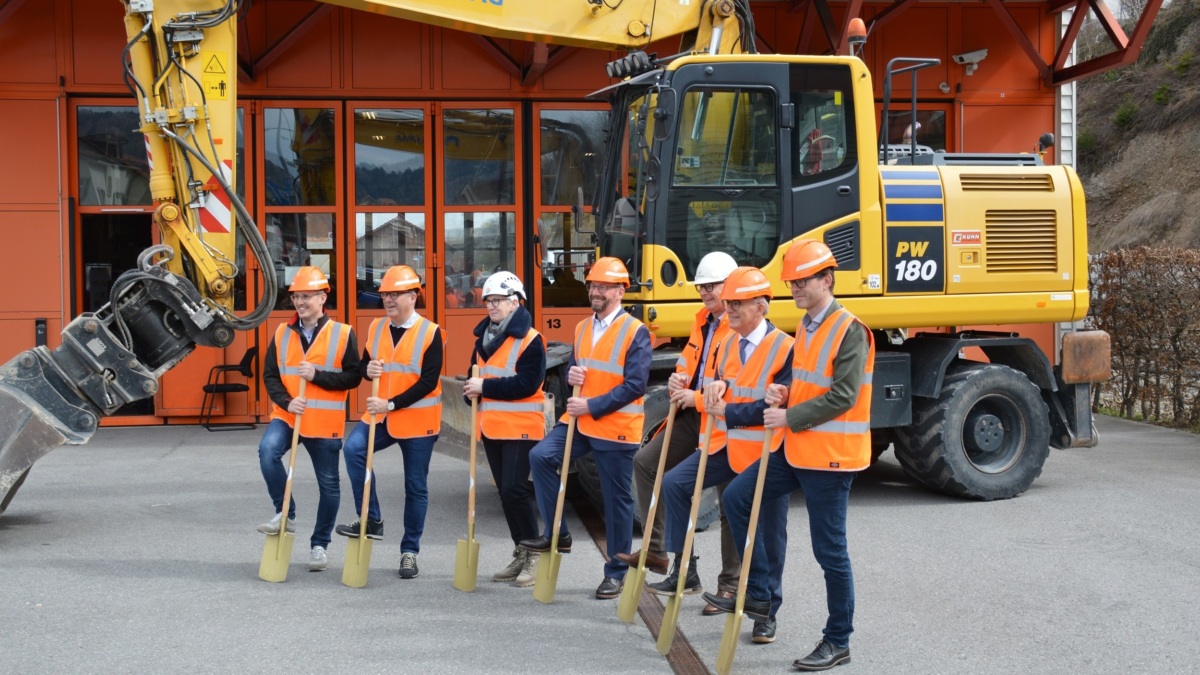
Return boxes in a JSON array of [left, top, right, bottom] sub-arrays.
[[1077, 2, 1200, 251]]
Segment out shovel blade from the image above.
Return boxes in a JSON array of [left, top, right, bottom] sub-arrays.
[[714, 610, 745, 675], [452, 538, 480, 592], [656, 594, 684, 655], [532, 550, 561, 604], [341, 537, 374, 588], [258, 531, 295, 583], [616, 565, 646, 623]]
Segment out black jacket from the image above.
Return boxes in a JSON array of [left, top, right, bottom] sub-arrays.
[[464, 304, 546, 403]]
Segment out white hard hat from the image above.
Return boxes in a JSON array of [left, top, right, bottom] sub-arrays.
[[481, 271, 526, 300], [692, 252, 739, 285]]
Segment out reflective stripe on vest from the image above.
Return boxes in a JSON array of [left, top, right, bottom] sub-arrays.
[[784, 307, 875, 471], [710, 328, 793, 472], [364, 316, 443, 439], [270, 320, 351, 439], [477, 329, 547, 441], [561, 312, 645, 443]]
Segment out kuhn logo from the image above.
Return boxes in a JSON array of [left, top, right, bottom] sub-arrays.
[[952, 230, 981, 246]]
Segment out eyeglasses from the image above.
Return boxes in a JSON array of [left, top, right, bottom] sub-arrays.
[[484, 296, 513, 307], [586, 282, 620, 293], [380, 290, 417, 300], [722, 299, 744, 311], [291, 292, 324, 303], [786, 278, 813, 290], [697, 282, 721, 294]]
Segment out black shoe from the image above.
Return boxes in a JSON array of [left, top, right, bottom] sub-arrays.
[[397, 552, 419, 579], [595, 576, 623, 599], [752, 616, 777, 644], [335, 518, 383, 540], [793, 640, 850, 671], [646, 555, 702, 596], [518, 532, 572, 553], [700, 591, 771, 622]]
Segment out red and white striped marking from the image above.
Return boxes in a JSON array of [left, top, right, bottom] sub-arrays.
[[198, 160, 233, 234]]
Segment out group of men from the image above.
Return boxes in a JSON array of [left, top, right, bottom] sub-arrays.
[[254, 236, 873, 673]]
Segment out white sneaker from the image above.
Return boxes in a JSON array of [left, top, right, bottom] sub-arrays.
[[309, 546, 328, 572], [257, 512, 296, 535]]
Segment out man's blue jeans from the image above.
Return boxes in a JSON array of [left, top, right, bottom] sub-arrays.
[[258, 418, 342, 549], [663, 448, 789, 615], [343, 420, 437, 555], [530, 422, 637, 580], [723, 450, 856, 647]]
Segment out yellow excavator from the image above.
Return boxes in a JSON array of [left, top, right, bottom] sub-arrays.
[[0, 0, 1110, 514]]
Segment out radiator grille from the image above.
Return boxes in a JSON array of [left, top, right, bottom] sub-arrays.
[[960, 173, 1054, 191], [985, 210, 1058, 273]]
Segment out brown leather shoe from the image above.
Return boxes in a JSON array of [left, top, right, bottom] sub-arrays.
[[615, 549, 669, 575], [702, 590, 735, 616]]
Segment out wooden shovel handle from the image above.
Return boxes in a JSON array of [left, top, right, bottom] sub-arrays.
[[359, 377, 380, 538], [277, 379, 306, 526], [548, 384, 582, 549], [467, 365, 479, 533]]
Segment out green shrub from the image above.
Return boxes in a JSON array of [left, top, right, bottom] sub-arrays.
[[1102, 70, 1120, 82], [1154, 84, 1172, 105], [1077, 128, 1098, 154], [1113, 101, 1139, 129], [1171, 50, 1193, 75]]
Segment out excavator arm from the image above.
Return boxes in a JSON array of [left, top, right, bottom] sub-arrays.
[[0, 0, 755, 513], [0, 0, 278, 513]]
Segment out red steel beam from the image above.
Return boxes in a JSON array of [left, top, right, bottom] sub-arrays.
[[984, 0, 1051, 85], [0, 0, 29, 27], [248, 4, 333, 79]]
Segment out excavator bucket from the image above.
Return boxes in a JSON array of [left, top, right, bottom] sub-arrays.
[[0, 386, 68, 515]]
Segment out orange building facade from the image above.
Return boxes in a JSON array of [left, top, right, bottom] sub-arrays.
[[0, 1, 1069, 426]]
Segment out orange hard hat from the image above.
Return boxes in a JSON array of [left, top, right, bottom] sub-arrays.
[[781, 239, 837, 281], [585, 256, 630, 287], [288, 266, 330, 292], [720, 267, 773, 301], [379, 265, 422, 292]]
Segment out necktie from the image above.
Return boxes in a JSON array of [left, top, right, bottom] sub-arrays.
[[739, 338, 751, 363]]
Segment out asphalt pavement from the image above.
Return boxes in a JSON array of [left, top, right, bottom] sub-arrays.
[[1, 414, 1197, 674]]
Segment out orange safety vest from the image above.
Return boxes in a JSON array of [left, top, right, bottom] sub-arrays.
[[477, 329, 547, 441], [674, 309, 731, 410], [363, 315, 443, 439], [710, 326, 795, 472], [560, 312, 645, 443], [270, 320, 352, 439], [784, 306, 876, 471]]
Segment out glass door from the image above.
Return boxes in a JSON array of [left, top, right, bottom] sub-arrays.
[[532, 103, 608, 345], [435, 104, 522, 377], [256, 102, 344, 414], [347, 103, 434, 416]]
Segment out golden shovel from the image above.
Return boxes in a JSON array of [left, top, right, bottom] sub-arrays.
[[715, 403, 780, 675], [342, 377, 381, 588], [259, 380, 305, 583], [532, 384, 582, 604], [453, 365, 482, 592], [657, 414, 716, 655], [617, 403, 679, 623]]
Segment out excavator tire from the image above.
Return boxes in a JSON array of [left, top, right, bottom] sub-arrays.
[[893, 363, 1050, 500]]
